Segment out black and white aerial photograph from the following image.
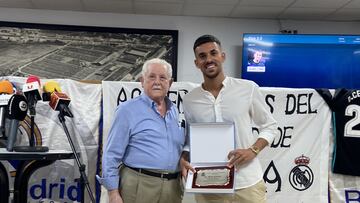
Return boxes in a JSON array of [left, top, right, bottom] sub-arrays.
[[0, 22, 178, 81]]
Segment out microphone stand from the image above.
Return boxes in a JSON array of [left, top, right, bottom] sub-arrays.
[[0, 106, 6, 138], [0, 106, 7, 147], [29, 102, 35, 147], [14, 97, 49, 152], [57, 110, 95, 203]]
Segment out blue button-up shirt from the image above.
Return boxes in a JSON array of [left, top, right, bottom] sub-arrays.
[[98, 93, 185, 190]]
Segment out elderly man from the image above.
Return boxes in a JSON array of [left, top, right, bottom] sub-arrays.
[[98, 58, 184, 203]]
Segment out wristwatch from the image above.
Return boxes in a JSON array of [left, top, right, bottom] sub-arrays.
[[249, 145, 260, 155]]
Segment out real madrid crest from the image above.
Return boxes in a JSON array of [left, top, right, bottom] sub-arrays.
[[289, 154, 314, 191]]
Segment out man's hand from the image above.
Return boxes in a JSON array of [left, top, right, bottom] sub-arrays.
[[227, 148, 257, 169], [108, 189, 123, 203], [180, 151, 195, 178], [228, 138, 269, 169]]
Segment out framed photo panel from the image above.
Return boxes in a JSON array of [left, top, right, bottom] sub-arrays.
[[0, 21, 178, 81]]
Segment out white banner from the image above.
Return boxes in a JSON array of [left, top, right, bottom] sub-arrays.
[[101, 82, 330, 203], [259, 88, 330, 202], [0, 78, 339, 203]]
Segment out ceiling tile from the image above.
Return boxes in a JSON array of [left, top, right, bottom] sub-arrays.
[[231, 6, 284, 18], [280, 7, 336, 19], [83, 0, 133, 13], [32, 0, 83, 10], [291, 0, 351, 8], [327, 8, 360, 20], [0, 0, 358, 21], [134, 2, 183, 15], [182, 3, 234, 17], [344, 0, 360, 8], [239, 0, 293, 7], [185, 0, 239, 4], [135, 0, 184, 2], [0, 0, 33, 8]]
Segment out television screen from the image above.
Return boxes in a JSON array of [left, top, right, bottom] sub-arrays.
[[241, 34, 360, 89]]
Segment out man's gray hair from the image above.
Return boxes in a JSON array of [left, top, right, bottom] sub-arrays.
[[141, 58, 173, 78]]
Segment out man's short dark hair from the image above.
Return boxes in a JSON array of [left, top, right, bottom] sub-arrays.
[[193, 34, 221, 51]]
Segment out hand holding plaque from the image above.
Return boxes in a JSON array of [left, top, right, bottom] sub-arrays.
[[186, 122, 235, 193]]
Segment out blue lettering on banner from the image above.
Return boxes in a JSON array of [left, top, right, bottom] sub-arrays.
[[345, 189, 360, 203], [29, 178, 82, 202]]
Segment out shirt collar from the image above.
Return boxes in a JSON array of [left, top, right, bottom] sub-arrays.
[[222, 76, 229, 87], [201, 76, 229, 92], [141, 93, 171, 110]]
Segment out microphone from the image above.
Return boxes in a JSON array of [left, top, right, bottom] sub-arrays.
[[43, 80, 73, 117], [23, 75, 42, 116], [0, 80, 14, 138], [49, 92, 73, 118], [42, 80, 62, 101], [6, 94, 28, 152], [0, 81, 14, 94]]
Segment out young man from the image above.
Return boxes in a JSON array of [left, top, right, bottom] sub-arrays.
[[98, 58, 184, 203], [181, 35, 277, 203], [248, 50, 265, 67]]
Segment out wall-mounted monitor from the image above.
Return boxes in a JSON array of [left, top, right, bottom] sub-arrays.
[[241, 34, 360, 89]]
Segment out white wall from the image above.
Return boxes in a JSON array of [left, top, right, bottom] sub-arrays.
[[1, 8, 360, 83]]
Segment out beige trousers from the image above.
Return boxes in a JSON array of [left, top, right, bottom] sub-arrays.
[[195, 180, 266, 203], [119, 166, 183, 203]]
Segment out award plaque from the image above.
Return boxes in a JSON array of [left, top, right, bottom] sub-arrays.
[[185, 122, 235, 193], [192, 166, 234, 189]]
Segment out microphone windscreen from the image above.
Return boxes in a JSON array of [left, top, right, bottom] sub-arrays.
[[23, 77, 42, 101], [6, 94, 28, 120], [43, 81, 61, 93], [0, 80, 14, 94], [26, 75, 41, 86], [49, 92, 70, 111], [49, 91, 73, 117]]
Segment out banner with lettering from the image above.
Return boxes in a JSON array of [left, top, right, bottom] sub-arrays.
[[0, 78, 336, 202], [100, 82, 330, 203], [1, 76, 101, 203], [258, 88, 330, 202]]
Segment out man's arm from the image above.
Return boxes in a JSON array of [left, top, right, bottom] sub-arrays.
[[227, 84, 277, 169], [108, 190, 123, 203], [97, 106, 131, 191], [180, 105, 196, 178], [180, 151, 195, 178], [250, 84, 277, 144]]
